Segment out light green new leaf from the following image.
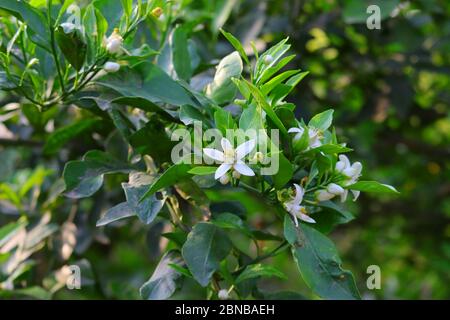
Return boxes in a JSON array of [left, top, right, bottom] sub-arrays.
[[237, 79, 287, 135], [284, 216, 361, 299], [214, 108, 235, 135], [309, 109, 334, 131], [347, 181, 399, 194], [188, 166, 217, 176], [182, 222, 232, 287], [220, 29, 249, 64]]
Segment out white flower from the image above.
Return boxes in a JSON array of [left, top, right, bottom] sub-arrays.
[[284, 184, 316, 226], [218, 289, 229, 300], [104, 61, 120, 73], [60, 22, 76, 34], [316, 183, 345, 201], [335, 155, 362, 202], [105, 28, 123, 54], [288, 125, 323, 149], [203, 138, 256, 180]]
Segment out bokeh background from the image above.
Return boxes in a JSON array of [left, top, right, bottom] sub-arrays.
[[1, 0, 449, 299]]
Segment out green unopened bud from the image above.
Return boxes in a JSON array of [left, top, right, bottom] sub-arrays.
[[263, 54, 274, 65]]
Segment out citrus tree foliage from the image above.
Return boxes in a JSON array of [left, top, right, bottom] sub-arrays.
[[0, 0, 408, 300]]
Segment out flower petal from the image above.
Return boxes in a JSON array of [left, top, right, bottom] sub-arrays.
[[214, 163, 232, 179], [234, 161, 255, 176], [351, 189, 360, 202], [340, 189, 349, 203], [338, 155, 351, 168], [316, 190, 335, 201], [288, 127, 303, 134], [221, 138, 233, 152], [351, 161, 363, 176], [203, 148, 224, 162], [298, 212, 316, 224], [293, 183, 304, 204], [235, 139, 256, 159]]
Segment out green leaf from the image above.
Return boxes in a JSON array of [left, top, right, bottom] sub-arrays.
[[313, 201, 355, 234], [255, 38, 290, 84], [214, 108, 235, 135], [96, 202, 135, 227], [261, 70, 302, 95], [179, 105, 207, 126], [220, 29, 249, 64], [63, 150, 132, 199], [307, 144, 352, 155], [182, 222, 232, 287], [237, 79, 287, 135], [347, 181, 399, 194], [122, 182, 166, 224], [140, 250, 184, 300], [95, 62, 197, 107], [188, 166, 217, 176], [239, 104, 264, 131], [172, 26, 192, 81], [44, 118, 102, 155], [0, 219, 25, 247], [55, 26, 87, 71], [129, 119, 175, 163], [272, 152, 293, 189], [0, 0, 49, 50], [236, 263, 287, 284], [205, 51, 243, 105], [284, 216, 361, 299], [211, 212, 253, 238], [308, 109, 334, 131], [140, 163, 192, 200]]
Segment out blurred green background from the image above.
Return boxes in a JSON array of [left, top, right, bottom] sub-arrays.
[[0, 0, 449, 299]]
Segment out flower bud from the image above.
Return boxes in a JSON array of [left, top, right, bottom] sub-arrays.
[[232, 170, 241, 179], [327, 183, 344, 195], [253, 151, 264, 163], [218, 289, 229, 300], [106, 28, 123, 54], [104, 61, 120, 73], [263, 54, 274, 65], [219, 174, 230, 185], [151, 7, 163, 18], [315, 190, 335, 201]]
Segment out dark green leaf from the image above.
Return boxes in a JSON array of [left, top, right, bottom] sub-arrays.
[[140, 164, 192, 200], [44, 118, 102, 155], [182, 222, 232, 287], [236, 264, 287, 284], [140, 250, 184, 300], [284, 216, 361, 299]]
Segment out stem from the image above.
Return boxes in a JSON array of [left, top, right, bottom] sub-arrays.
[[47, 0, 66, 94]]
